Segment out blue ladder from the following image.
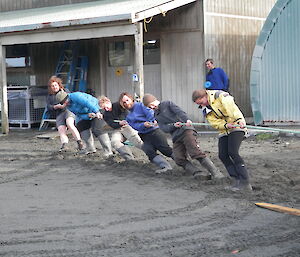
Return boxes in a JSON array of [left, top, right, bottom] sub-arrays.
[[39, 41, 88, 130]]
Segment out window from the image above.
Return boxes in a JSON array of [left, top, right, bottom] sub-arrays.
[[108, 41, 131, 66], [6, 44, 31, 68], [144, 39, 160, 65]]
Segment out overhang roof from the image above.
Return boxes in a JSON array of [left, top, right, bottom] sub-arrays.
[[0, 0, 196, 34]]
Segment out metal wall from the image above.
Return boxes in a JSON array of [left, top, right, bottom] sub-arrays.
[[204, 0, 276, 117], [251, 0, 300, 124], [0, 0, 98, 12], [147, 1, 205, 121]]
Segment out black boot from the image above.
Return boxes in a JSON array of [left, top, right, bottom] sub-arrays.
[[77, 140, 84, 151], [233, 164, 252, 191], [224, 165, 240, 190]]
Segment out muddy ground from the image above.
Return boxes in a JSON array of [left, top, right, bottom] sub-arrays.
[[0, 129, 299, 257]]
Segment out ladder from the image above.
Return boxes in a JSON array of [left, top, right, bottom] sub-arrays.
[[39, 41, 88, 130]]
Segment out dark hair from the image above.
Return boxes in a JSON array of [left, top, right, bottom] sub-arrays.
[[205, 58, 214, 64], [118, 92, 134, 108]]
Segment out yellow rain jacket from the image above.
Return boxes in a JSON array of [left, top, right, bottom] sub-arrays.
[[203, 90, 247, 135]]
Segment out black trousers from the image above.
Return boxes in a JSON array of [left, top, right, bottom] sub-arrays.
[[76, 118, 107, 137], [218, 131, 245, 167], [139, 128, 173, 161]]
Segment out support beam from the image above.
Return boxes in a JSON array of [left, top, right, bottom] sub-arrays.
[[0, 44, 9, 134], [133, 22, 144, 101], [99, 38, 107, 96], [0, 23, 137, 45]]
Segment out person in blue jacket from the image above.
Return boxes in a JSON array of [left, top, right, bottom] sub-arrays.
[[118, 92, 173, 173], [55, 90, 113, 157], [205, 58, 229, 91]]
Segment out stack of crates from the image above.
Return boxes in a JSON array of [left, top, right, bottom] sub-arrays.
[[6, 86, 47, 128]]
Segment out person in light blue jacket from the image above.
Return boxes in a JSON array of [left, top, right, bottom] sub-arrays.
[[55, 91, 113, 157]]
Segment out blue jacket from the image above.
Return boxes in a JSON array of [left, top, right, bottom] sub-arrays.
[[206, 67, 229, 91], [67, 92, 100, 120], [126, 102, 157, 134]]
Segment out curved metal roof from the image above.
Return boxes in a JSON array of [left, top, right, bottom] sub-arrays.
[[250, 0, 300, 124]]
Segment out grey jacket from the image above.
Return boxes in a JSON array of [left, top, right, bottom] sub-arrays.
[[154, 101, 195, 143]]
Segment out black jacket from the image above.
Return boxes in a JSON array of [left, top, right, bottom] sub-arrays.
[[103, 102, 128, 129]]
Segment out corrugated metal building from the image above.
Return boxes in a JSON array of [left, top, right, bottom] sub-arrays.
[[204, 0, 276, 116], [250, 0, 300, 125], [0, 0, 276, 132]]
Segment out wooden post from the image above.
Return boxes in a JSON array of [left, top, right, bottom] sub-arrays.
[[134, 22, 144, 101], [0, 44, 9, 134], [99, 38, 107, 96]]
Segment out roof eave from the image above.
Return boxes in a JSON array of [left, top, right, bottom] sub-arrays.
[[132, 0, 196, 23], [0, 13, 132, 34]]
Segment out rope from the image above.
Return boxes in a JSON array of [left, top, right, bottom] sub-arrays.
[[177, 122, 300, 135], [114, 120, 300, 134], [143, 16, 153, 32]]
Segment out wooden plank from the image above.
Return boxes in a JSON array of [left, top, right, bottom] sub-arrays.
[[0, 44, 9, 134], [255, 202, 300, 216], [36, 131, 59, 140]]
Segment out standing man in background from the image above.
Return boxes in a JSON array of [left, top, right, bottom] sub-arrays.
[[205, 58, 229, 91]]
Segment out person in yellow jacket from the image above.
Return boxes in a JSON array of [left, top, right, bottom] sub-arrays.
[[192, 89, 252, 191]]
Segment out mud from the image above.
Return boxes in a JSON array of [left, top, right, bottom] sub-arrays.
[[0, 130, 299, 257]]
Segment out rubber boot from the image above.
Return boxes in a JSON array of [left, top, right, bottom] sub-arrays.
[[152, 155, 173, 174], [233, 163, 252, 191], [81, 129, 96, 154], [97, 133, 113, 157], [224, 165, 240, 190], [184, 161, 210, 180], [198, 157, 225, 179], [117, 145, 134, 160]]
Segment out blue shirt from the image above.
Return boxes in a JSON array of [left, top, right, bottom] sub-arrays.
[[126, 102, 157, 134], [206, 67, 229, 91]]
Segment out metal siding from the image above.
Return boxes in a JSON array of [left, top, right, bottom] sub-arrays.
[[161, 31, 205, 122], [144, 64, 162, 100], [206, 0, 275, 17], [31, 42, 61, 86], [259, 0, 300, 122], [147, 1, 201, 31], [204, 0, 276, 117], [106, 66, 133, 102]]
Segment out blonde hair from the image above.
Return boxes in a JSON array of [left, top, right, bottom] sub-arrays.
[[98, 95, 111, 108]]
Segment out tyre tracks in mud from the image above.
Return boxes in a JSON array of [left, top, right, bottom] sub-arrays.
[[0, 197, 253, 257]]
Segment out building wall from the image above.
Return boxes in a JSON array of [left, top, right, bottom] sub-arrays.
[[146, 1, 205, 121], [0, 0, 98, 12], [204, 0, 276, 117]]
